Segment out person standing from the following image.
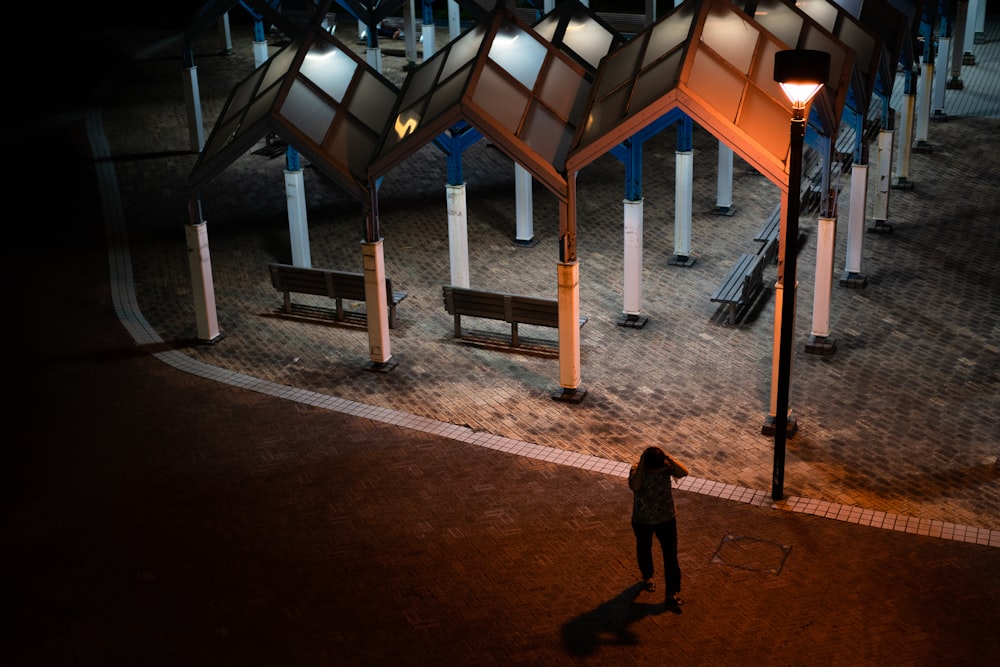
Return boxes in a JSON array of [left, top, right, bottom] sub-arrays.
[[628, 446, 689, 608]]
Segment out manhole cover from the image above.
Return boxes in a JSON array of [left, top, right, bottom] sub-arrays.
[[711, 534, 792, 574]]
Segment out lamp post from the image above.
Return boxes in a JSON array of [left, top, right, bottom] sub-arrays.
[[771, 50, 829, 500]]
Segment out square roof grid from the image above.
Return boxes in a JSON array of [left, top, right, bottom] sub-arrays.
[[834, 0, 919, 88], [753, 0, 883, 114], [567, 0, 855, 191], [531, 0, 626, 72], [370, 6, 595, 198], [189, 25, 399, 200]]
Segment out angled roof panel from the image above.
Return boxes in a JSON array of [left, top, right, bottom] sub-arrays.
[[568, 0, 855, 191], [189, 23, 399, 200], [371, 7, 594, 198]]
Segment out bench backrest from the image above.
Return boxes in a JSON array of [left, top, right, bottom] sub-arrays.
[[270, 264, 393, 301], [443, 286, 558, 326]]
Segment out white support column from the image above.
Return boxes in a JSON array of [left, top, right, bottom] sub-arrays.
[[362, 239, 392, 367], [514, 164, 535, 246], [182, 66, 205, 152], [840, 164, 870, 288], [872, 128, 894, 230], [932, 36, 950, 116], [448, 0, 462, 40], [185, 220, 221, 343], [973, 0, 986, 43], [422, 22, 436, 60], [405, 0, 419, 65], [670, 150, 695, 266], [620, 199, 647, 327], [806, 215, 837, 355], [915, 61, 933, 150], [964, 0, 979, 62], [895, 86, 915, 188], [950, 1, 968, 81], [367, 47, 383, 73], [715, 141, 735, 215], [557, 260, 582, 392], [218, 12, 233, 54], [253, 38, 268, 69], [285, 169, 311, 268], [446, 183, 470, 288]]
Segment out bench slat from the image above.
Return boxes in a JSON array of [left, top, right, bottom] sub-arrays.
[[269, 263, 406, 327], [442, 285, 583, 347]]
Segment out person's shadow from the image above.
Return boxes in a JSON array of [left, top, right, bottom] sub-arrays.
[[560, 583, 673, 656]]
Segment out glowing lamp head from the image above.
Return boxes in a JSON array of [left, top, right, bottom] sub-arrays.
[[774, 50, 830, 108]]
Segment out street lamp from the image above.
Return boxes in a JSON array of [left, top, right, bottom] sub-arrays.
[[771, 49, 829, 501]]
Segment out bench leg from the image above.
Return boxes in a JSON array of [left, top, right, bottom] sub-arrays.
[[389, 303, 396, 329], [511, 322, 519, 347], [335, 298, 345, 322], [283, 292, 292, 313], [453, 313, 462, 338]]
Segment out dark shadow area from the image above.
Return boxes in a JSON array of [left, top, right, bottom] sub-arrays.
[[560, 583, 667, 656]]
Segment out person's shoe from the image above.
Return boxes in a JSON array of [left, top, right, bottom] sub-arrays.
[[666, 593, 683, 607], [643, 578, 656, 592]]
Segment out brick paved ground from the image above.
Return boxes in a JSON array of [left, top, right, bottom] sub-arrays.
[[8, 10, 999, 666]]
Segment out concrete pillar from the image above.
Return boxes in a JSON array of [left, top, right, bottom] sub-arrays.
[[218, 12, 233, 54], [367, 46, 383, 73], [932, 36, 950, 116], [422, 22, 436, 60], [182, 66, 205, 152], [715, 142, 735, 216], [285, 169, 311, 268], [840, 164, 869, 289], [871, 127, 894, 232], [964, 0, 980, 62], [185, 218, 221, 343], [621, 199, 645, 327], [915, 61, 933, 151], [973, 0, 986, 43], [895, 74, 916, 189], [447, 183, 470, 288], [949, 2, 968, 85], [253, 39, 268, 69], [448, 0, 462, 40], [806, 215, 837, 355], [670, 150, 695, 266], [362, 239, 392, 366], [514, 164, 535, 245], [557, 260, 582, 394]]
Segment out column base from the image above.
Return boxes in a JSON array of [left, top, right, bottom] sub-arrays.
[[867, 220, 894, 235], [761, 414, 798, 437], [839, 270, 869, 288], [891, 178, 915, 191], [365, 359, 398, 373], [805, 335, 837, 356], [946, 77, 964, 90], [551, 387, 587, 403], [195, 333, 226, 346], [711, 206, 736, 217], [962, 53, 975, 65], [913, 141, 933, 154], [932, 110, 949, 122], [512, 237, 540, 248], [668, 254, 696, 267], [616, 313, 648, 329]]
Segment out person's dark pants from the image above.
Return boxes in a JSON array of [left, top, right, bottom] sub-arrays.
[[632, 517, 681, 594]]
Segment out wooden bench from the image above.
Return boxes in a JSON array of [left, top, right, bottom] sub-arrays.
[[269, 263, 407, 328], [442, 285, 586, 347], [595, 12, 649, 37], [753, 204, 782, 264], [710, 253, 766, 325]]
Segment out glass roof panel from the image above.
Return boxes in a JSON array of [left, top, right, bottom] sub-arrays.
[[522, 101, 573, 165], [796, 0, 840, 30], [471, 63, 529, 132], [440, 24, 487, 81], [201, 115, 242, 162], [324, 113, 375, 178], [835, 15, 876, 78], [223, 69, 264, 124], [594, 37, 643, 99], [299, 42, 357, 103], [351, 70, 398, 134], [579, 82, 631, 146], [749, 0, 806, 48], [643, 3, 695, 68], [423, 66, 470, 123], [259, 45, 297, 93], [244, 81, 282, 134], [399, 55, 443, 110], [280, 78, 336, 144], [737, 85, 794, 159], [538, 56, 588, 120], [748, 37, 788, 105], [631, 49, 683, 113], [487, 23, 546, 89], [701, 8, 760, 74], [687, 48, 743, 121], [801, 25, 848, 90], [559, 11, 617, 69]]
